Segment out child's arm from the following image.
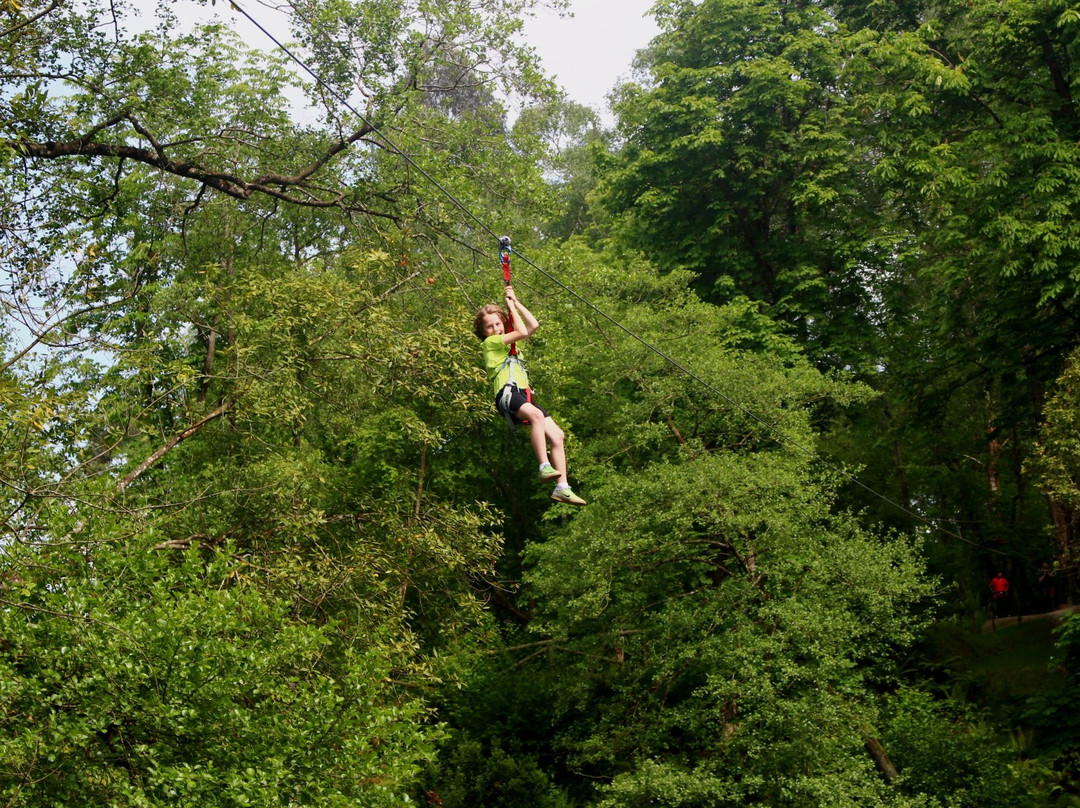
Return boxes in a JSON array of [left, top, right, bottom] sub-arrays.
[[503, 286, 539, 343]]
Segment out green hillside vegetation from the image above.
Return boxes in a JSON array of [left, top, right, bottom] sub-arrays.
[[925, 614, 1068, 713], [0, 0, 1078, 805]]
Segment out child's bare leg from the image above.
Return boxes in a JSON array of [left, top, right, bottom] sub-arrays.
[[544, 417, 568, 486], [516, 403, 550, 467]]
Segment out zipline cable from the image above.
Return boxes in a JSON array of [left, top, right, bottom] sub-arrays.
[[227, 0, 1006, 556], [228, 0, 502, 246]]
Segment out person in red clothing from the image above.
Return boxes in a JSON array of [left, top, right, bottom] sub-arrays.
[[989, 571, 1010, 617]]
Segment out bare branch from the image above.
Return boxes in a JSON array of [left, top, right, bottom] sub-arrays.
[[117, 401, 232, 492], [5, 116, 397, 215], [0, 291, 136, 374]]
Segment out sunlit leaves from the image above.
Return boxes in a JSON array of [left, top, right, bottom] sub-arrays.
[[0, 544, 439, 807]]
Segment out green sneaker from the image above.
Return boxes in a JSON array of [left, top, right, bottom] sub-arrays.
[[550, 487, 587, 506], [538, 462, 561, 482]]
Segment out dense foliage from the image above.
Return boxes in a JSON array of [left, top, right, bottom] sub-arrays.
[[0, 0, 1077, 805]]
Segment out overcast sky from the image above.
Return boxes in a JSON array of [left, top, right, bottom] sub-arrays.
[[157, 0, 659, 121], [522, 0, 659, 117]]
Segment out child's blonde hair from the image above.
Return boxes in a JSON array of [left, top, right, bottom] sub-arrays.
[[473, 304, 507, 340]]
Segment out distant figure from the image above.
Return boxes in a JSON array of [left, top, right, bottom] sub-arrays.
[[1037, 562, 1057, 613], [989, 571, 1010, 617]]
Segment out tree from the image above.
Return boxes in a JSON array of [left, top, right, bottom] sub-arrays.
[[0, 1, 561, 799], [513, 98, 607, 240], [0, 228, 511, 802], [591, 0, 1080, 605], [0, 542, 441, 807], [595, 0, 887, 370], [1029, 346, 1080, 595], [827, 0, 1080, 593], [415, 242, 956, 806], [1, 0, 559, 220]]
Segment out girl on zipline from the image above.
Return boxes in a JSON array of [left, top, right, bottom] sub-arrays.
[[474, 286, 586, 506]]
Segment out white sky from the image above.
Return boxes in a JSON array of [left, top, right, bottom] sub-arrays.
[[156, 0, 659, 122], [522, 0, 659, 118]]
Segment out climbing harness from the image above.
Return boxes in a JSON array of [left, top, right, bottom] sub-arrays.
[[495, 236, 532, 430], [496, 382, 527, 431]]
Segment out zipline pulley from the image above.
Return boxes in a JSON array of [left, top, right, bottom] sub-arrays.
[[499, 235, 513, 286], [499, 236, 518, 358]]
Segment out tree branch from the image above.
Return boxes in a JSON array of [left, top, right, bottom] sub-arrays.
[[865, 735, 899, 784], [117, 401, 231, 491], [0, 0, 61, 39], [6, 116, 396, 215], [1, 292, 136, 374]]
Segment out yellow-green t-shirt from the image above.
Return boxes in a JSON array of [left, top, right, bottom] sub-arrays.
[[482, 335, 530, 396]]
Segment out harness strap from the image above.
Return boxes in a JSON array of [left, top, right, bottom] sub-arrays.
[[497, 383, 533, 430], [497, 384, 518, 431], [495, 353, 528, 390], [499, 236, 519, 358], [496, 235, 532, 430]]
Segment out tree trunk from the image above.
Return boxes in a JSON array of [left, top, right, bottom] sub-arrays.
[[1049, 498, 1077, 602], [865, 736, 899, 784], [893, 440, 910, 509]]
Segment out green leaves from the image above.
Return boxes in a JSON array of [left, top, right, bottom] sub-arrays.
[[516, 442, 933, 803], [426, 243, 936, 806], [0, 544, 438, 807], [0, 5, 535, 792], [5, 0, 1070, 802], [1030, 347, 1080, 519], [597, 0, 890, 372]]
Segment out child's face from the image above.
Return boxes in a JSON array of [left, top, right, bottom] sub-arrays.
[[481, 312, 505, 337]]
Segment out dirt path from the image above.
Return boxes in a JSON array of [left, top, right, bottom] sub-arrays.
[[982, 605, 1079, 633]]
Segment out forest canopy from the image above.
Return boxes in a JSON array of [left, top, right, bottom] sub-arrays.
[[0, 0, 1078, 805]]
